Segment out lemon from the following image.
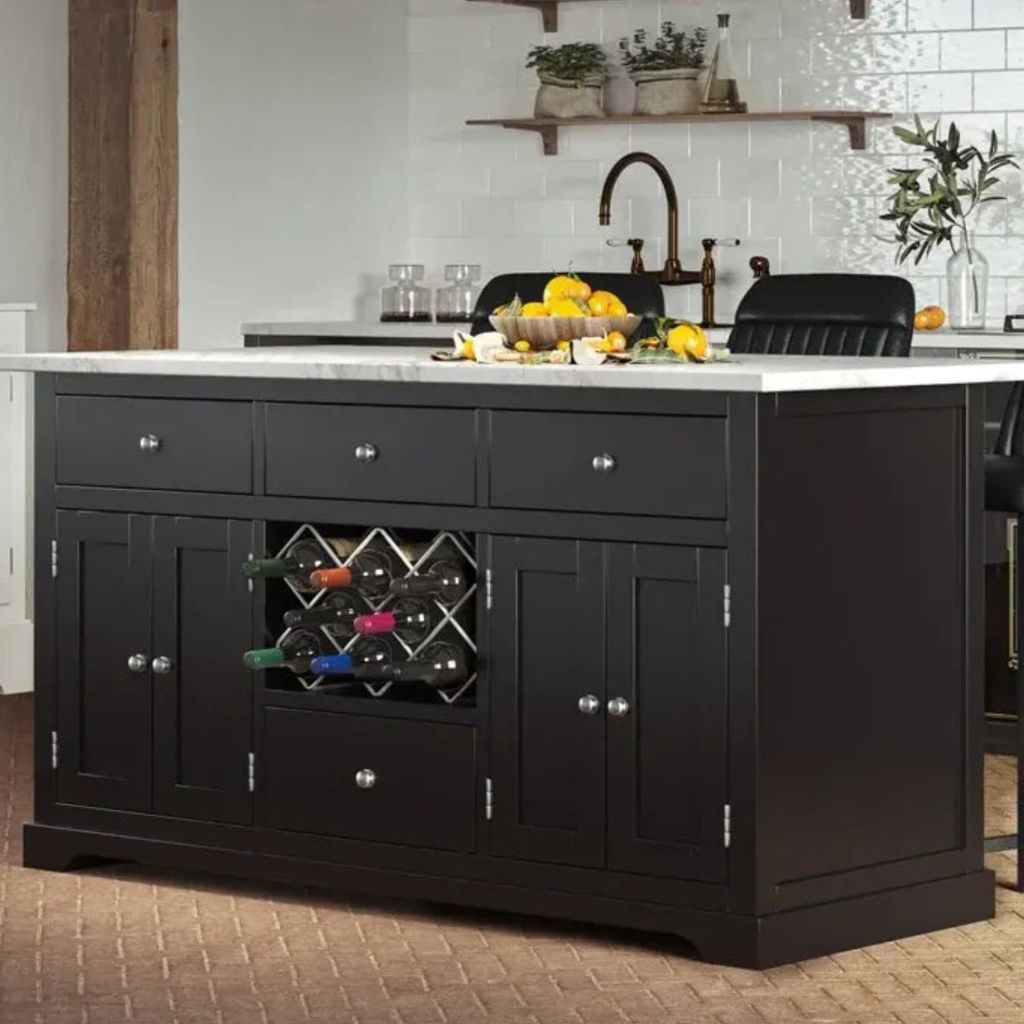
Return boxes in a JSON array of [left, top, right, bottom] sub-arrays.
[[543, 273, 592, 306], [547, 297, 588, 318], [607, 298, 628, 317], [605, 330, 627, 352], [666, 322, 709, 362], [514, 339, 532, 352], [556, 340, 571, 351], [521, 302, 548, 317], [587, 290, 622, 316], [462, 338, 475, 360]]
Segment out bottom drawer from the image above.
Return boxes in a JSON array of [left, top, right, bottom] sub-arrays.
[[263, 708, 477, 853]]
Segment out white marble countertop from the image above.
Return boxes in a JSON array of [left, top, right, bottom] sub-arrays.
[[241, 318, 1024, 352], [5, 345, 1024, 394], [242, 319, 736, 346]]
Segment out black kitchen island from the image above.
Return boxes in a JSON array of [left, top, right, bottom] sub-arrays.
[[1, 344, 1016, 968]]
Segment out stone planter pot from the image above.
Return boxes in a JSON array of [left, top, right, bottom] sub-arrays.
[[534, 74, 605, 119], [630, 68, 702, 116]]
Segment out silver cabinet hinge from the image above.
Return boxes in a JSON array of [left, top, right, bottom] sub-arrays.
[[723, 803, 732, 848], [485, 777, 493, 820], [246, 553, 255, 594], [51, 731, 59, 771], [723, 584, 731, 628], [485, 569, 493, 612], [51, 540, 58, 580], [248, 752, 255, 792]]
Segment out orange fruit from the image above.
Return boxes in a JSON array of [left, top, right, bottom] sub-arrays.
[[543, 273, 591, 306], [607, 298, 628, 317], [605, 330, 628, 352], [914, 305, 947, 331], [666, 322, 709, 361], [521, 302, 548, 317]]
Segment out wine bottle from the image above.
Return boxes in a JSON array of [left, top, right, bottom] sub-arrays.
[[243, 629, 326, 675], [282, 592, 364, 640], [354, 596, 434, 645], [389, 557, 469, 605], [243, 539, 333, 594], [355, 641, 469, 690], [310, 637, 391, 677], [309, 549, 394, 601]]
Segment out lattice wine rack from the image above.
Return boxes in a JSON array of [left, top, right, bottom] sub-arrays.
[[269, 523, 478, 705]]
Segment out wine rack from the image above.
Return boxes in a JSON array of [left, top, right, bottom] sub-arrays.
[[266, 522, 478, 705]]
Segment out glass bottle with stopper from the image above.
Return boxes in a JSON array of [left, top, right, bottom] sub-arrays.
[[435, 265, 482, 324], [700, 13, 747, 115], [380, 264, 432, 323]]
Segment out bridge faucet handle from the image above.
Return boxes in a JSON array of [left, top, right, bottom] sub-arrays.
[[606, 237, 646, 275]]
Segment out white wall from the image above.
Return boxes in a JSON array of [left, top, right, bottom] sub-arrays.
[[178, 0, 410, 348], [0, 0, 67, 351], [406, 0, 1024, 325]]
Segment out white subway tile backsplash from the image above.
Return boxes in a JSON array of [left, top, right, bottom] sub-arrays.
[[406, 0, 1024, 325]]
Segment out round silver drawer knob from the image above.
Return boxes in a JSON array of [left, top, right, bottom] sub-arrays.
[[592, 453, 616, 474], [354, 443, 378, 464], [578, 694, 601, 715], [355, 768, 377, 789], [152, 656, 174, 676], [607, 697, 631, 718], [127, 653, 149, 674], [139, 434, 162, 453]]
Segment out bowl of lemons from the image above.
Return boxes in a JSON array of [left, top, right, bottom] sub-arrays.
[[489, 274, 642, 352]]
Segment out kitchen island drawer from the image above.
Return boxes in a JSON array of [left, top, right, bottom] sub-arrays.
[[56, 396, 253, 493], [490, 411, 727, 518], [263, 708, 477, 853], [265, 403, 476, 505]]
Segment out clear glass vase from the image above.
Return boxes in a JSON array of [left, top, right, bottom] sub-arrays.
[[946, 233, 989, 330]]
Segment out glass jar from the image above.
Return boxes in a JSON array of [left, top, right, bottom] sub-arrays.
[[435, 265, 482, 324], [380, 264, 432, 323], [947, 232, 989, 330]]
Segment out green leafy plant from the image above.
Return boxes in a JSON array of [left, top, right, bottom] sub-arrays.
[[881, 116, 1018, 266], [618, 22, 708, 74], [525, 42, 609, 84]]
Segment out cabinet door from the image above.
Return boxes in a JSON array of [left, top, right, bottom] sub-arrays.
[[152, 517, 254, 824], [55, 511, 152, 812], [606, 544, 729, 882], [489, 536, 606, 867]]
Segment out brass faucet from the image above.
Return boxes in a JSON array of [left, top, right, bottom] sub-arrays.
[[598, 151, 715, 325]]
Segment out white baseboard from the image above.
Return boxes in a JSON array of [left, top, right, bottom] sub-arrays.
[[0, 619, 33, 694]]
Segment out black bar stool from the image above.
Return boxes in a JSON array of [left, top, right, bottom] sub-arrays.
[[985, 382, 1024, 890], [728, 274, 915, 357]]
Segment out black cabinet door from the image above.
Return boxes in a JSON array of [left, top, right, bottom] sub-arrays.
[[152, 517, 254, 824], [606, 544, 729, 883], [489, 536, 606, 867], [55, 511, 152, 812]]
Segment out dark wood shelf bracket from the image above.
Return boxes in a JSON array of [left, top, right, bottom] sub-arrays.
[[811, 113, 869, 150]]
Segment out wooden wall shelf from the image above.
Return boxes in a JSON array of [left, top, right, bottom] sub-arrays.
[[467, 0, 868, 32], [466, 111, 890, 155]]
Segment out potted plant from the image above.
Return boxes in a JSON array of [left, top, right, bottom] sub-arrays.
[[881, 116, 1019, 329], [526, 42, 609, 119], [619, 22, 708, 116]]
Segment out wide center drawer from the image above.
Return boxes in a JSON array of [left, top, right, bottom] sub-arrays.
[[56, 396, 253, 493], [265, 403, 477, 505], [490, 411, 727, 518], [263, 707, 477, 853]]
